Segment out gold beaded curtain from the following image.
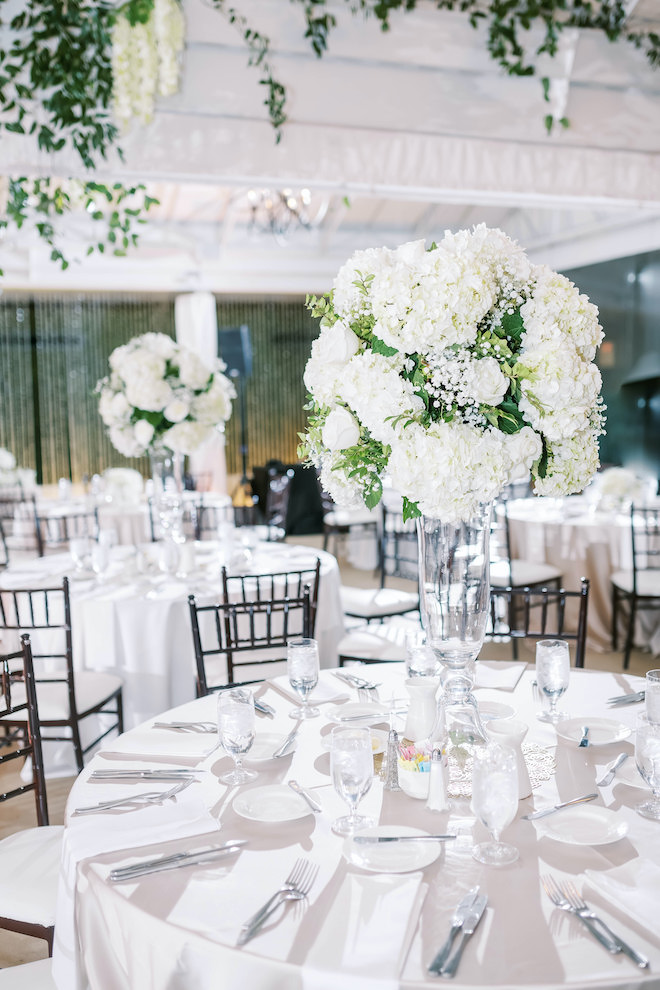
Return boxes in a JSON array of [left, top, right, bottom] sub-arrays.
[[0, 294, 318, 484]]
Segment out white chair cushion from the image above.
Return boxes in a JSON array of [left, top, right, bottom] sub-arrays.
[[0, 959, 56, 988], [324, 507, 377, 528], [338, 619, 420, 662], [0, 826, 62, 926], [611, 570, 660, 597], [1, 671, 121, 723], [490, 559, 562, 588], [340, 586, 418, 619]]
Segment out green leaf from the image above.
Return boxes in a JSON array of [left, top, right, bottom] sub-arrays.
[[370, 335, 398, 357], [402, 497, 421, 523]]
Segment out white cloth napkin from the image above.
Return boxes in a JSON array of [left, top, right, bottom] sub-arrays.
[[100, 721, 219, 760], [474, 661, 527, 691], [302, 872, 425, 990], [584, 859, 660, 936], [270, 674, 348, 706]]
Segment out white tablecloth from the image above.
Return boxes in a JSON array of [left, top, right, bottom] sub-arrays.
[[53, 662, 660, 990], [506, 497, 660, 654]]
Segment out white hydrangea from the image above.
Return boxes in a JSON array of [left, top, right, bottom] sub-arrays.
[[176, 350, 212, 390], [319, 453, 364, 508], [533, 431, 601, 497], [162, 420, 213, 454], [502, 426, 543, 483], [522, 266, 604, 362], [0, 448, 16, 472], [518, 343, 602, 441], [191, 375, 236, 425], [338, 351, 425, 446], [333, 246, 391, 322]]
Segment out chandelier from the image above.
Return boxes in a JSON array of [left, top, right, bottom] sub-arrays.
[[245, 187, 328, 245]]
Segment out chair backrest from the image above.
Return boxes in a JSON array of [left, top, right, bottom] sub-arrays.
[[0, 518, 8, 569], [488, 578, 590, 668], [188, 589, 313, 694], [490, 498, 514, 583], [380, 505, 418, 586], [221, 558, 321, 631], [0, 492, 42, 555], [631, 505, 660, 586], [195, 497, 235, 541], [0, 635, 49, 826], [0, 577, 77, 720], [37, 507, 99, 554]]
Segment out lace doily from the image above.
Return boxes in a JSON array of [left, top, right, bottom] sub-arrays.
[[446, 743, 556, 798]]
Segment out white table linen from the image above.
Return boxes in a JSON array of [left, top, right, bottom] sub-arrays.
[[54, 662, 660, 990]]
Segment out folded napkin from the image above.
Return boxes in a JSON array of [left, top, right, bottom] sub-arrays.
[[584, 859, 660, 936], [474, 660, 527, 691], [303, 872, 425, 990], [270, 674, 348, 706], [100, 721, 219, 760]]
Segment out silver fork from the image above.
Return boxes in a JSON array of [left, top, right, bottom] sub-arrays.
[[560, 880, 649, 969], [237, 858, 319, 945], [71, 779, 192, 816], [541, 875, 619, 954]]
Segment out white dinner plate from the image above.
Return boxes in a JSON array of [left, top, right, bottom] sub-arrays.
[[555, 717, 632, 747], [614, 758, 648, 790], [343, 825, 443, 873], [542, 806, 628, 846], [232, 785, 311, 823], [478, 701, 515, 722], [326, 702, 391, 726], [244, 733, 291, 764], [320, 728, 388, 756]]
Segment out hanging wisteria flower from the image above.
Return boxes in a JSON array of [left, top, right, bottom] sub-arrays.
[[97, 332, 235, 458], [300, 224, 606, 523], [111, 0, 186, 130]]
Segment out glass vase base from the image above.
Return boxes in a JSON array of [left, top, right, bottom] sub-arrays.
[[331, 814, 377, 837], [472, 840, 519, 866]]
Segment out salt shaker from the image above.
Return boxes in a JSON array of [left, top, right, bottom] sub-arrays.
[[426, 744, 450, 812], [383, 727, 401, 791]]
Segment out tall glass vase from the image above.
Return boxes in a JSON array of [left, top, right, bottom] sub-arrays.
[[149, 448, 186, 544], [417, 504, 493, 757]]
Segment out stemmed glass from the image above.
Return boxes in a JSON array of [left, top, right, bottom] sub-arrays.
[[90, 541, 110, 583], [217, 688, 258, 785], [330, 726, 377, 836], [471, 743, 519, 866], [287, 637, 320, 719], [535, 640, 570, 723], [69, 537, 92, 577], [634, 713, 660, 820]]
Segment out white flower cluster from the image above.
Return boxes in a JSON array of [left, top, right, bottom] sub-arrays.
[[596, 467, 646, 501], [111, 0, 185, 129], [302, 224, 605, 522], [0, 447, 36, 490], [97, 332, 235, 459]]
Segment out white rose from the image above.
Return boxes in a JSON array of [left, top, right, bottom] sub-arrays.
[[315, 321, 361, 366], [164, 397, 190, 423], [134, 419, 155, 448], [322, 407, 361, 451], [471, 357, 508, 406]]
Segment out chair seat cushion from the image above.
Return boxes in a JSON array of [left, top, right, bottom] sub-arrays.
[[338, 620, 420, 662], [490, 559, 562, 588], [1, 671, 121, 723], [0, 826, 63, 926], [611, 570, 660, 597], [0, 958, 57, 989], [340, 586, 418, 619], [323, 508, 377, 529]]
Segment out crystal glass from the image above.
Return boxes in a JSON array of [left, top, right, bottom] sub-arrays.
[[287, 637, 320, 719], [90, 541, 110, 582], [634, 713, 660, 820], [217, 688, 257, 785], [645, 670, 660, 724], [69, 537, 92, 575], [330, 726, 377, 835], [535, 639, 570, 723], [471, 743, 519, 865]]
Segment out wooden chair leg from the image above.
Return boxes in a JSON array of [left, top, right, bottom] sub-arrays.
[[622, 598, 636, 671]]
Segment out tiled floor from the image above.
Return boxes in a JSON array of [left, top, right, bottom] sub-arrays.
[[0, 532, 657, 969]]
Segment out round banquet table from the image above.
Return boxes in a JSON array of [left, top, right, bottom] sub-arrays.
[[53, 661, 659, 990], [0, 540, 343, 768], [505, 497, 660, 655]]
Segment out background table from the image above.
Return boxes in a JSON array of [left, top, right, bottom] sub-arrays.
[[54, 662, 659, 990]]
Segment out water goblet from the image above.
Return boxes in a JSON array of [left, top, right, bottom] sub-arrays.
[[535, 639, 570, 723], [471, 742, 519, 866], [287, 637, 320, 719], [90, 541, 110, 583], [69, 537, 92, 576], [645, 670, 660, 724], [330, 726, 377, 836], [217, 688, 258, 785], [634, 713, 660, 820]]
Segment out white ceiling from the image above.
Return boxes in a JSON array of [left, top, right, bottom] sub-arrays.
[[1, 0, 660, 293]]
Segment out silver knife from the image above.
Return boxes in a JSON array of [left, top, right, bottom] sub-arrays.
[[254, 699, 275, 718], [439, 894, 488, 978], [354, 834, 457, 844], [109, 840, 247, 881], [90, 770, 199, 781], [428, 887, 480, 975], [596, 752, 629, 787], [521, 792, 598, 821], [287, 779, 322, 813], [272, 725, 299, 758], [607, 690, 645, 706], [152, 721, 216, 733]]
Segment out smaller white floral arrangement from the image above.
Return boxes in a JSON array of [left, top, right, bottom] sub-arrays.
[[595, 467, 647, 503], [0, 448, 36, 490], [96, 332, 236, 458]]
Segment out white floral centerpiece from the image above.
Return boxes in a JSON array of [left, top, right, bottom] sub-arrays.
[[300, 224, 606, 523], [0, 447, 36, 490], [96, 332, 236, 458]]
